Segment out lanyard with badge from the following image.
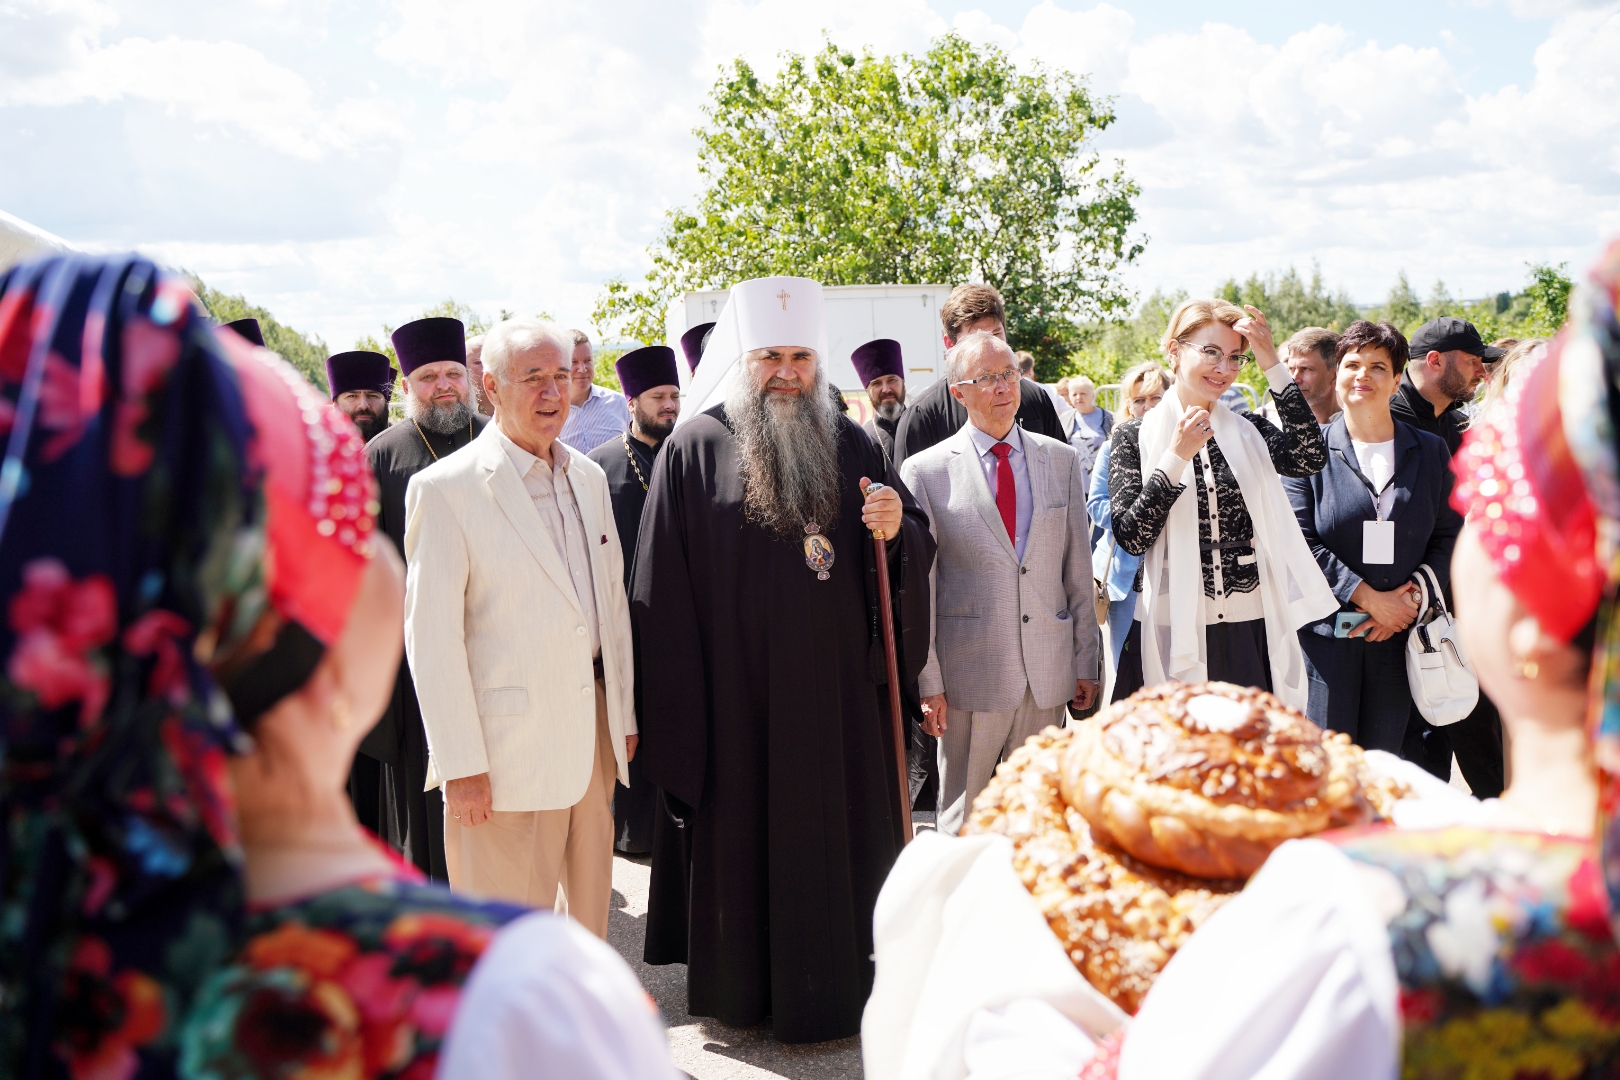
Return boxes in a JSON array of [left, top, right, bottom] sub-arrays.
[[1337, 448, 1395, 564]]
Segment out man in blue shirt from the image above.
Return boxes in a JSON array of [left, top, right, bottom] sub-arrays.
[[559, 329, 631, 451]]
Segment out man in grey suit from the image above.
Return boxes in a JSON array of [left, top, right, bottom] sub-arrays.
[[900, 332, 1101, 834]]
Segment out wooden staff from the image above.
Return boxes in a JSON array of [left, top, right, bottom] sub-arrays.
[[866, 482, 912, 846]]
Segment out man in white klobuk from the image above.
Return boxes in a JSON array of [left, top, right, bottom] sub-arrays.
[[632, 276, 935, 1043], [900, 331, 1100, 835], [404, 317, 637, 938]]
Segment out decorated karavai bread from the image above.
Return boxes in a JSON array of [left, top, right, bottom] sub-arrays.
[[963, 684, 1405, 1013], [1062, 682, 1380, 879], [964, 727, 1241, 1014]]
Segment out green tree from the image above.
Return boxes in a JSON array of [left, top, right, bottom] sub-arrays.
[[1372, 272, 1424, 334], [593, 34, 1142, 378], [192, 280, 329, 391], [1069, 289, 1186, 389], [1523, 261, 1572, 336]]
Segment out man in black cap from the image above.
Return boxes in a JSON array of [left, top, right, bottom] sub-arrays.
[[852, 338, 907, 459], [363, 315, 490, 880], [587, 345, 682, 856], [326, 350, 395, 442], [680, 321, 715, 375], [1390, 315, 1505, 799], [224, 317, 264, 347], [1390, 316, 1500, 455]]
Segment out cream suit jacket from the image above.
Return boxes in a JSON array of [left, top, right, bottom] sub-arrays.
[[403, 424, 635, 812], [900, 423, 1099, 713]]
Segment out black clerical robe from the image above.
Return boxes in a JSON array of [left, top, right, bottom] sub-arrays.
[[587, 431, 661, 854], [891, 374, 1062, 467], [633, 405, 935, 1044], [363, 413, 489, 881], [864, 408, 901, 460]]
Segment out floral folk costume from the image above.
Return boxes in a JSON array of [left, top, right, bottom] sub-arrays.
[[0, 255, 269, 1080], [0, 254, 539, 1080]]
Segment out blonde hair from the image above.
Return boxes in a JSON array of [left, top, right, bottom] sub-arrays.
[[1475, 337, 1547, 416], [1160, 298, 1248, 372], [1116, 362, 1171, 422]]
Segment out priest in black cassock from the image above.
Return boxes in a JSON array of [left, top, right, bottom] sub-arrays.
[[633, 276, 936, 1044], [363, 316, 489, 880], [326, 348, 394, 442], [325, 348, 397, 836], [586, 344, 682, 856], [852, 337, 907, 460]]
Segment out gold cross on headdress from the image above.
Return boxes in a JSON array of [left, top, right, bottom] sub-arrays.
[[776, 289, 790, 310]]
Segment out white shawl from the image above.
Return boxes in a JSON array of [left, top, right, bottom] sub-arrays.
[[1135, 384, 1336, 710]]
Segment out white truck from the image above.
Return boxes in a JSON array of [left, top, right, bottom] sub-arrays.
[[664, 283, 952, 424]]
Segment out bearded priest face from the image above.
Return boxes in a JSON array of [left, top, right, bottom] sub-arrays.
[[725, 345, 841, 541]]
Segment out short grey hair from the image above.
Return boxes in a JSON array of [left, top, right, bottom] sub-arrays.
[[945, 330, 1016, 384], [1070, 375, 1095, 392], [483, 318, 574, 381]]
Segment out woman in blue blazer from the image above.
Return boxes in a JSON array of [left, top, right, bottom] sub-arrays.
[[1282, 321, 1460, 752]]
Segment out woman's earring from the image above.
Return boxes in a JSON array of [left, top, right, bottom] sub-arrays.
[[332, 696, 352, 731], [1516, 659, 1540, 681]]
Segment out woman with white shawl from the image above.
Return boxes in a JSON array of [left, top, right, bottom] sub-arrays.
[[1106, 299, 1336, 709]]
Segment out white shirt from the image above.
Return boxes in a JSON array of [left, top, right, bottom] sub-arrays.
[[438, 912, 681, 1080], [1352, 438, 1397, 519], [497, 428, 601, 656], [965, 422, 1035, 561]]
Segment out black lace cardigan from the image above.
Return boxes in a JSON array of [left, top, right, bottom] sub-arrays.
[[1107, 381, 1326, 598]]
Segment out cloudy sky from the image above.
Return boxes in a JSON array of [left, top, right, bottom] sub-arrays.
[[3, 0, 1617, 350]]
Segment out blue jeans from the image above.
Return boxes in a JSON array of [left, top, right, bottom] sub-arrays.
[[1105, 594, 1137, 675]]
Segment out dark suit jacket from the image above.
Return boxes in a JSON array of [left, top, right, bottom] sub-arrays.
[[1283, 416, 1460, 631], [892, 375, 1063, 467]]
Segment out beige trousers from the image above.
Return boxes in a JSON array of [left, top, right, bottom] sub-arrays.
[[937, 686, 1065, 836], [444, 677, 615, 938]]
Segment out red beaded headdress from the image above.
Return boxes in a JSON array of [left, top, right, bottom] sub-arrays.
[[1451, 331, 1603, 643], [214, 328, 377, 647]]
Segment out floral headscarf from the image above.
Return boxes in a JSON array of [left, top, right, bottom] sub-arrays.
[[0, 254, 270, 1080], [1453, 238, 1620, 941]]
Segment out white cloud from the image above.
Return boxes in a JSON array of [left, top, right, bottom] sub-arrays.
[[4, 0, 1618, 352]]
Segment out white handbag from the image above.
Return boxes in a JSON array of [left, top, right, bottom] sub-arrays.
[[1405, 563, 1478, 726]]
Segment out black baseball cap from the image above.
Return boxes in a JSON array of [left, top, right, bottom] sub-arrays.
[[1408, 316, 1504, 361]]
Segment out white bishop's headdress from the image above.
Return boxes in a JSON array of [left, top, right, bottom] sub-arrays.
[[677, 276, 827, 424]]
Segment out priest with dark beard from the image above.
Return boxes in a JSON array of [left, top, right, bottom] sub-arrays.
[[853, 337, 907, 459], [326, 349, 395, 442], [587, 344, 682, 856], [633, 276, 935, 1044], [362, 315, 489, 880]]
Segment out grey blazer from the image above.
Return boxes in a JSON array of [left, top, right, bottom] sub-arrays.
[[900, 424, 1100, 713]]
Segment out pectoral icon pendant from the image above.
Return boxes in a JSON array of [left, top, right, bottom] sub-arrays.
[[803, 521, 834, 581]]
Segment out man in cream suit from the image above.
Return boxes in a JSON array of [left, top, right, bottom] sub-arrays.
[[900, 332, 1100, 835], [404, 317, 636, 937]]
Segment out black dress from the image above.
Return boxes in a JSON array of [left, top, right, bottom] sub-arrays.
[[586, 431, 662, 854], [363, 413, 489, 881], [1107, 377, 1325, 700], [631, 405, 935, 1043]]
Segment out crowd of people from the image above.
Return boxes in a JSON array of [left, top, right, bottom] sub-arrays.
[[0, 236, 1607, 1080]]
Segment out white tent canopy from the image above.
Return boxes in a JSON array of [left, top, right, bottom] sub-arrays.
[[0, 210, 74, 271]]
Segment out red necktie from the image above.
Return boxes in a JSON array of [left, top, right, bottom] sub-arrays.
[[990, 442, 1016, 546]]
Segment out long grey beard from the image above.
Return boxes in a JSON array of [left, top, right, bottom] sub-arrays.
[[726, 371, 843, 540], [405, 393, 474, 435], [876, 399, 904, 421]]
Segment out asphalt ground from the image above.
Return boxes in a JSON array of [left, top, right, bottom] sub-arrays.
[[608, 852, 864, 1079]]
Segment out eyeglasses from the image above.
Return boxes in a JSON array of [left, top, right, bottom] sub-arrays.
[[951, 369, 1020, 392], [1177, 340, 1251, 369]]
